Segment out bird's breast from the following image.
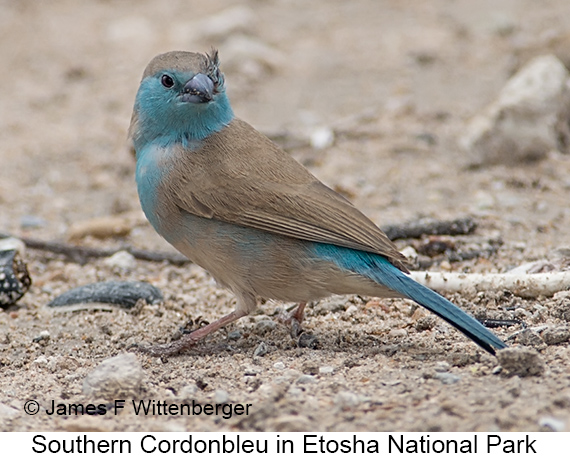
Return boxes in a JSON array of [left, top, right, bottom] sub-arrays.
[[135, 143, 185, 237]]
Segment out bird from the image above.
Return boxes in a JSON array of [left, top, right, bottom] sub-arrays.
[[129, 49, 507, 356]]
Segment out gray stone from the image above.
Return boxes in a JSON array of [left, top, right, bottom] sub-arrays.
[[83, 353, 143, 398], [461, 55, 570, 166], [497, 347, 545, 377]]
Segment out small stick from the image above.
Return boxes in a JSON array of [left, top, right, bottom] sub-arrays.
[[409, 271, 570, 298], [381, 217, 477, 241], [0, 232, 189, 265]]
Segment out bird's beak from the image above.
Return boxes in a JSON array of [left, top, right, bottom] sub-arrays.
[[181, 73, 214, 103]]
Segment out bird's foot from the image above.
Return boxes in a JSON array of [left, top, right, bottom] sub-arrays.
[[277, 302, 307, 338], [137, 309, 247, 357], [136, 337, 197, 357]]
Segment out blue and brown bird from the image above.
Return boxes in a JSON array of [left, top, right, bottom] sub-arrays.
[[129, 49, 506, 356]]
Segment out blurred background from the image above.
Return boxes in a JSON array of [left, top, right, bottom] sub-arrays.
[[1, 0, 570, 248]]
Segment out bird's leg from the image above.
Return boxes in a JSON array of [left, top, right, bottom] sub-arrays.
[[291, 301, 307, 323], [139, 309, 248, 357], [278, 302, 307, 338]]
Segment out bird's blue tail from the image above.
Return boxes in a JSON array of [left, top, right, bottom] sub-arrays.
[[313, 243, 507, 355]]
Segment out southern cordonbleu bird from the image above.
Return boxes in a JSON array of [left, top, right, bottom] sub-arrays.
[[130, 49, 506, 356]]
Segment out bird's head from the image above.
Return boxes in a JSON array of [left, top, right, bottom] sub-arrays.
[[130, 49, 234, 150]]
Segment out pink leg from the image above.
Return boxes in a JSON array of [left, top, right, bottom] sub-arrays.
[[291, 302, 307, 322], [139, 309, 248, 357]]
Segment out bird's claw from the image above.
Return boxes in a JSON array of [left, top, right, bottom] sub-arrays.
[[277, 302, 307, 339], [289, 317, 303, 339], [136, 335, 199, 357]]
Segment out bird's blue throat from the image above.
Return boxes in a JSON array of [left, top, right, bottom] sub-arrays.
[[133, 81, 234, 151]]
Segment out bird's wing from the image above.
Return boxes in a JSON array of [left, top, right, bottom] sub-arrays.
[[168, 119, 410, 272]]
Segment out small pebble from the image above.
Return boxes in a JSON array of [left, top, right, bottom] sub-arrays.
[[345, 304, 358, 316], [273, 361, 285, 370], [254, 319, 277, 335], [301, 362, 319, 375], [177, 384, 198, 400], [227, 330, 242, 341], [416, 316, 437, 331], [283, 369, 302, 380], [20, 215, 46, 229], [434, 361, 450, 372], [511, 328, 545, 348], [334, 391, 361, 409], [214, 390, 229, 403], [244, 366, 260, 376], [68, 215, 133, 240], [513, 307, 530, 319], [83, 353, 143, 398], [295, 374, 317, 385], [389, 328, 408, 338], [539, 416, 566, 432], [400, 246, 418, 262], [245, 377, 261, 389], [309, 126, 334, 150], [287, 386, 303, 397], [298, 332, 318, 349], [319, 366, 334, 375], [253, 342, 268, 357], [33, 355, 49, 367], [103, 251, 136, 271], [33, 330, 50, 343], [492, 366, 503, 375], [434, 372, 461, 385], [541, 326, 570, 345]]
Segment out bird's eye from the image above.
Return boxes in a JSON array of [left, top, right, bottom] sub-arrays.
[[161, 75, 174, 88]]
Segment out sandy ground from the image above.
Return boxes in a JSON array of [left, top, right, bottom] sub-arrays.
[[1, 0, 570, 432]]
